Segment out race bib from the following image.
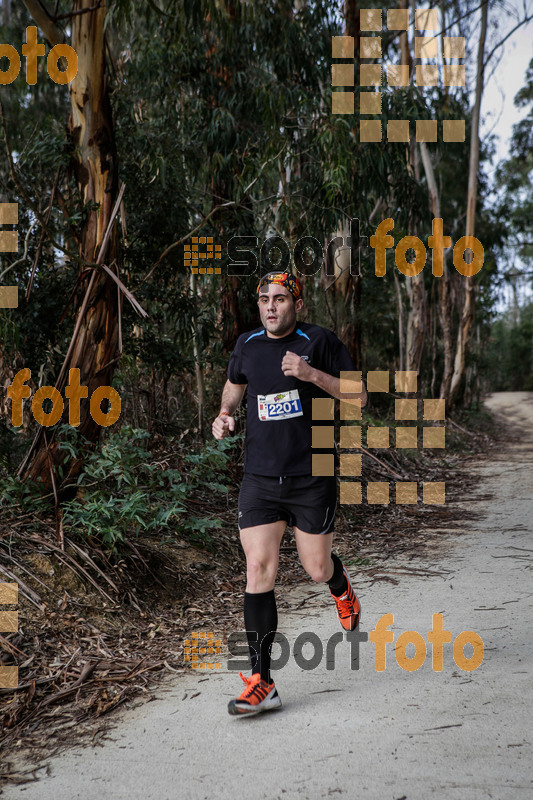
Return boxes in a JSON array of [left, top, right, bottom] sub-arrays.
[[257, 389, 303, 421]]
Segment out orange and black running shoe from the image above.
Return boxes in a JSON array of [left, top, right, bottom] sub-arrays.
[[331, 566, 361, 631], [227, 672, 282, 717]]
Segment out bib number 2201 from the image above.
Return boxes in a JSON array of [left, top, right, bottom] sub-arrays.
[[258, 389, 303, 421], [271, 400, 299, 416]]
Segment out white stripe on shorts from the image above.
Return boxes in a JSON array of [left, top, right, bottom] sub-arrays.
[[318, 504, 336, 535]]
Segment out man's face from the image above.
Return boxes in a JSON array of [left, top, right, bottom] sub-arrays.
[[257, 283, 303, 338]]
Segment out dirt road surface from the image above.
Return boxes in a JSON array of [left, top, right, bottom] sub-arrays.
[[3, 392, 532, 800]]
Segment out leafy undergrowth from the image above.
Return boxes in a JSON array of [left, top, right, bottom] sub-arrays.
[[0, 401, 511, 784]]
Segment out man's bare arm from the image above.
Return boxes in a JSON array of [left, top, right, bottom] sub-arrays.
[[307, 368, 367, 407], [219, 379, 246, 415], [281, 351, 367, 407], [212, 380, 247, 439]]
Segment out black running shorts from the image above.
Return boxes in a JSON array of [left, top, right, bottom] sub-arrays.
[[238, 473, 337, 535]]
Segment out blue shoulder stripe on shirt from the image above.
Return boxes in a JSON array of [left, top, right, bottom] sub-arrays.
[[296, 327, 310, 341], [244, 329, 266, 343]]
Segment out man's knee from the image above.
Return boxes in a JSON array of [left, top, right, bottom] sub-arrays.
[[246, 557, 276, 579], [303, 559, 332, 583], [245, 556, 278, 590]]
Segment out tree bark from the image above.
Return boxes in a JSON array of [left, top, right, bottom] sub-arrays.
[[418, 141, 454, 399], [402, 3, 427, 375], [19, 0, 119, 488], [448, 0, 488, 407], [190, 271, 205, 436], [394, 270, 405, 372], [399, 0, 412, 77], [320, 0, 363, 366], [404, 270, 426, 372], [2, 0, 11, 27], [344, 0, 360, 44]]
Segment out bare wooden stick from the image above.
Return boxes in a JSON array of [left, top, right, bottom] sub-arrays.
[[17, 184, 127, 478]]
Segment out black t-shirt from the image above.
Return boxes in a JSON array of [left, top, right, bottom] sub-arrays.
[[227, 321, 355, 476]]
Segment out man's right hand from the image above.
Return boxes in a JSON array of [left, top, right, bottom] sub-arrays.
[[212, 413, 235, 440]]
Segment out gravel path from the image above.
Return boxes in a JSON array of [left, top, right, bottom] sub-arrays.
[[4, 392, 532, 800]]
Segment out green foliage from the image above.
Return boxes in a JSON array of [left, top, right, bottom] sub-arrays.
[[55, 425, 241, 553], [0, 465, 49, 513], [0, 0, 517, 487], [487, 304, 533, 391], [343, 556, 373, 568], [184, 438, 234, 495], [489, 57, 533, 392], [496, 58, 533, 269]]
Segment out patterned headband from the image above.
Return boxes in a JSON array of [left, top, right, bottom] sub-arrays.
[[257, 272, 303, 300]]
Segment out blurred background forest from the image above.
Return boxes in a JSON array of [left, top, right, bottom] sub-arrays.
[[0, 0, 532, 547]]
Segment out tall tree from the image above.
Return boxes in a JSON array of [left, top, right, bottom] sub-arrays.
[[448, 0, 488, 407], [402, 0, 426, 374], [419, 141, 454, 400], [19, 0, 121, 487]]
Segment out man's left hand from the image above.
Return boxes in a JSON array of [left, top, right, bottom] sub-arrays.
[[281, 351, 314, 381]]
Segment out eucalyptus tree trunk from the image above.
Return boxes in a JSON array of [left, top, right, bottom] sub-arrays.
[[404, 266, 426, 373], [20, 0, 119, 487], [190, 272, 205, 436], [393, 271, 405, 372], [448, 0, 488, 407], [419, 141, 454, 399], [403, 5, 426, 375], [322, 0, 362, 366], [344, 0, 362, 367], [205, 1, 249, 351]]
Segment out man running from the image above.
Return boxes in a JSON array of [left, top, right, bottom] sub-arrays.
[[212, 270, 367, 717]]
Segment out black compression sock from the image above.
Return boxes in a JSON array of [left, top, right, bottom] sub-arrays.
[[327, 552, 348, 596], [243, 589, 277, 684]]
